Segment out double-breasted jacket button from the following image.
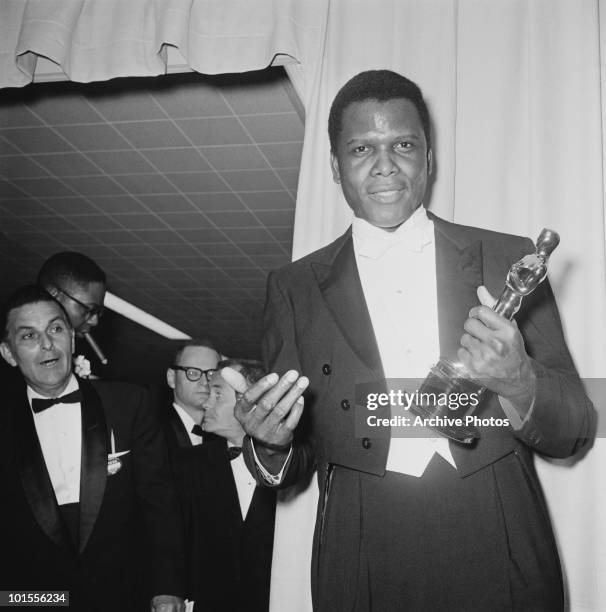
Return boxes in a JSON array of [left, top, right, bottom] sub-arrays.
[[322, 363, 332, 375], [340, 399, 350, 411], [362, 437, 372, 449]]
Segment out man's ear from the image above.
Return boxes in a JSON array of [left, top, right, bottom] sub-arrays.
[[330, 152, 341, 184], [70, 328, 75, 356], [427, 149, 433, 175], [166, 368, 176, 390], [0, 341, 17, 367]]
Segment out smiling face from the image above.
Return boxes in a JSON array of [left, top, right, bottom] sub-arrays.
[[0, 300, 74, 397], [330, 98, 432, 230]]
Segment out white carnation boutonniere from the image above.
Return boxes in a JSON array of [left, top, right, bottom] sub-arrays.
[[74, 355, 92, 379]]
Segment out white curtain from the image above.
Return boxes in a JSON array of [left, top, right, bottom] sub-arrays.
[[0, 0, 326, 86], [273, 1, 606, 611]]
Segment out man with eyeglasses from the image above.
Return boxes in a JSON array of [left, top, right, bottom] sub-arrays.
[[37, 252, 106, 338], [164, 340, 221, 450]]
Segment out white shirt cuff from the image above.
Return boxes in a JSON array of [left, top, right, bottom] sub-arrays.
[[499, 394, 536, 430], [251, 439, 292, 485]]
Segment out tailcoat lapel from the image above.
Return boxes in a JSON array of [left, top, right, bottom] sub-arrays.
[[432, 216, 484, 362], [12, 384, 70, 550], [312, 231, 384, 380], [78, 379, 108, 553]]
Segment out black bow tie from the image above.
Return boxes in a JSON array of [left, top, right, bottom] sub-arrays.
[[31, 390, 82, 414], [227, 446, 242, 461], [191, 424, 204, 437]]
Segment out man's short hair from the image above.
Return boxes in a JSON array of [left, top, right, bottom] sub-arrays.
[[37, 251, 106, 290], [328, 69, 432, 153], [171, 338, 219, 365], [217, 358, 265, 386], [1, 285, 71, 342]]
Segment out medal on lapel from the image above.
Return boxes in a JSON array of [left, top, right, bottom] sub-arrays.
[[107, 429, 129, 476]]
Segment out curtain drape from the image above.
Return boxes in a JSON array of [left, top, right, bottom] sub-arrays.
[[1, 1, 605, 610], [276, 1, 606, 611], [0, 0, 326, 86]]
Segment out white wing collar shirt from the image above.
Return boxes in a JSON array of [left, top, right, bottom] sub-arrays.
[[28, 374, 82, 504], [353, 205, 456, 477]]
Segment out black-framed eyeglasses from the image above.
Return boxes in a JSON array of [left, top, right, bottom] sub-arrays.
[[171, 366, 216, 383], [56, 287, 104, 321]]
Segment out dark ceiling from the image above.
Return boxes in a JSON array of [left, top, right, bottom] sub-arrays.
[[0, 67, 304, 385]]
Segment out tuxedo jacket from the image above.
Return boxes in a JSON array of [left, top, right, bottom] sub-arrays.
[[249, 213, 595, 611], [178, 437, 276, 612], [0, 378, 185, 612]]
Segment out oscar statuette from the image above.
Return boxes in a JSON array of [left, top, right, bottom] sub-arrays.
[[409, 228, 560, 444]]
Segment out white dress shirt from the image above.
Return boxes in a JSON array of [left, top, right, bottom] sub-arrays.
[[172, 402, 203, 446], [353, 206, 456, 476], [28, 375, 82, 505], [228, 443, 256, 519]]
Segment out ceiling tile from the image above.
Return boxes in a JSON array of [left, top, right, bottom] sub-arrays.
[[176, 117, 251, 146], [151, 243, 205, 258], [0, 103, 43, 128], [50, 231, 101, 247], [176, 228, 226, 243], [0, 211, 35, 232], [188, 192, 244, 212], [238, 190, 295, 210], [0, 137, 21, 154], [115, 121, 189, 148], [40, 197, 99, 215], [142, 148, 211, 173], [254, 209, 295, 227], [0, 181, 27, 197], [1, 199, 53, 215], [240, 113, 303, 143], [200, 145, 269, 171], [19, 215, 79, 232], [167, 256, 211, 268], [109, 213, 167, 230], [253, 254, 291, 269], [165, 172, 226, 193], [26, 94, 104, 125], [12, 177, 76, 198], [268, 227, 293, 242], [259, 142, 303, 168], [138, 194, 196, 212], [113, 174, 177, 195], [220, 69, 294, 114], [87, 90, 165, 122], [238, 242, 287, 256], [87, 195, 149, 214], [68, 214, 124, 231], [129, 229, 185, 244], [191, 242, 243, 256], [152, 78, 232, 118], [206, 211, 261, 228], [0, 156, 49, 179], [87, 150, 155, 174], [56, 124, 130, 151], [2, 127, 74, 153], [157, 212, 211, 229], [78, 243, 122, 259], [61, 176, 125, 196], [32, 153, 101, 177], [221, 227, 274, 243], [221, 169, 282, 191], [276, 167, 300, 190], [207, 255, 253, 268], [110, 243, 160, 257]]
